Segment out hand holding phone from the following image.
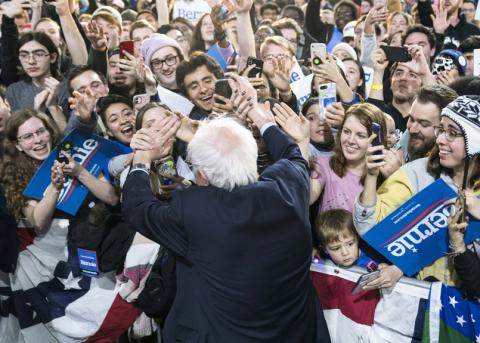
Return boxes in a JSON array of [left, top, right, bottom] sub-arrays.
[[372, 122, 384, 155], [214, 79, 233, 100], [246, 57, 264, 78], [57, 142, 72, 164], [352, 270, 381, 294], [318, 83, 336, 121], [381, 46, 411, 63], [119, 40, 135, 59]]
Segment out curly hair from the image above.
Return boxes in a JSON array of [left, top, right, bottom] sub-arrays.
[[0, 109, 60, 219]]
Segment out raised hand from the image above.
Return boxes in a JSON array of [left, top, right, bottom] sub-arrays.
[[85, 20, 107, 51], [51, 160, 65, 190], [265, 56, 291, 94], [51, 0, 71, 16], [133, 54, 156, 89], [34, 89, 49, 111], [379, 149, 403, 178], [447, 196, 467, 254], [174, 112, 199, 143], [69, 88, 96, 123], [325, 102, 345, 129], [0, 0, 30, 18], [212, 94, 234, 114], [371, 48, 389, 72], [61, 153, 83, 178], [431, 2, 451, 34], [230, 0, 253, 14], [273, 102, 309, 143], [44, 77, 60, 108]]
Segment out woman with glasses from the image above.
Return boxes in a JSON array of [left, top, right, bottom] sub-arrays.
[[354, 95, 480, 288]]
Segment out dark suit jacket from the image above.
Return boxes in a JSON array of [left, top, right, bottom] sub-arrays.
[[122, 126, 330, 343]]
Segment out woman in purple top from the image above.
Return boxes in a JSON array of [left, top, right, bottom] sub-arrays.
[[310, 103, 387, 213]]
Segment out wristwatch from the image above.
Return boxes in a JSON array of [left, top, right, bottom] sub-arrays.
[[129, 163, 150, 175]]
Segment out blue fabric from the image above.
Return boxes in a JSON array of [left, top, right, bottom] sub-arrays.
[[326, 27, 343, 53]]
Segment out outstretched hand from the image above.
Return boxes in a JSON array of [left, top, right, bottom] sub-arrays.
[[69, 88, 96, 123], [273, 103, 309, 143]]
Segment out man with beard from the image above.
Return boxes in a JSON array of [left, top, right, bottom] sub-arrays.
[[399, 85, 458, 162], [418, 0, 480, 50], [305, 0, 358, 52]]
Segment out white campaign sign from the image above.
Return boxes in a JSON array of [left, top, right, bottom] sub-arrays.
[[172, 0, 211, 24], [474, 49, 480, 77], [363, 66, 373, 98]]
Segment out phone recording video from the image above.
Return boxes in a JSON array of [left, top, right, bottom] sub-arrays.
[[381, 46, 411, 63], [57, 141, 72, 164], [119, 41, 135, 59], [372, 122, 383, 155]]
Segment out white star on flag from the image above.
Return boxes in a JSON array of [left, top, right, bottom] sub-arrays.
[[456, 315, 466, 327], [449, 296, 458, 308], [58, 271, 82, 290], [472, 314, 476, 323], [476, 334, 480, 343], [412, 248, 418, 253]]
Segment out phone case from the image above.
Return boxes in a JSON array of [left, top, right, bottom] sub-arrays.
[[318, 83, 336, 121]]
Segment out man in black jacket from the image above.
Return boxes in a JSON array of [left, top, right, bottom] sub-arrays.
[[122, 78, 329, 342], [418, 0, 480, 50]]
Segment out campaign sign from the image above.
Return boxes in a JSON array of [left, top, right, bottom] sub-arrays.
[[23, 130, 125, 216], [363, 179, 480, 276], [172, 0, 211, 24]]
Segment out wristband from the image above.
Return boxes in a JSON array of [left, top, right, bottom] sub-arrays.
[[370, 84, 383, 91], [130, 163, 150, 175]]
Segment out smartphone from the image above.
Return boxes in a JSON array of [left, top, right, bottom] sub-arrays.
[[57, 141, 72, 164], [214, 79, 233, 100], [246, 57, 264, 78], [351, 270, 381, 294], [218, 5, 230, 21], [381, 46, 411, 62], [311, 43, 327, 66], [133, 94, 150, 112], [119, 40, 135, 59], [372, 122, 383, 155], [318, 83, 336, 121]]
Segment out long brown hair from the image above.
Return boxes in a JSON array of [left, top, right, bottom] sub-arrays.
[[1, 109, 60, 219], [329, 103, 387, 178], [427, 146, 480, 191]]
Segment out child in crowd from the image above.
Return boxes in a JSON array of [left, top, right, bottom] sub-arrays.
[[315, 208, 377, 271]]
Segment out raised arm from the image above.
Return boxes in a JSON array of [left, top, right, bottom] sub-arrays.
[[53, 0, 88, 65], [232, 0, 256, 63], [156, 0, 169, 26]]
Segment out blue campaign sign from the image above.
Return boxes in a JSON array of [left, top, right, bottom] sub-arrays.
[[363, 179, 480, 276], [23, 130, 126, 216]]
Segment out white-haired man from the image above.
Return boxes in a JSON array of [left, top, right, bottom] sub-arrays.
[[121, 77, 329, 341]]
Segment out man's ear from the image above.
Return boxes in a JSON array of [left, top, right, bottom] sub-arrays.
[[195, 169, 209, 186]]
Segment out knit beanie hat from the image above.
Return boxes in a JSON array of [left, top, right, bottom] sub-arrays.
[[433, 49, 467, 76], [441, 95, 480, 157], [332, 42, 358, 60], [93, 6, 123, 31], [141, 33, 185, 68], [121, 9, 138, 22]]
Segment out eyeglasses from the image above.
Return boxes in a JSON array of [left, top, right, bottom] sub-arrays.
[[433, 126, 463, 142], [150, 55, 178, 69], [17, 127, 49, 144], [18, 50, 50, 61], [264, 54, 291, 62]]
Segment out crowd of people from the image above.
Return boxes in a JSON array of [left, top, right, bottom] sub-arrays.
[[0, 0, 480, 340]]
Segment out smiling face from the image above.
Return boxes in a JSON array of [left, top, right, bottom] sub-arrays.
[[407, 100, 440, 160], [200, 15, 215, 43], [305, 103, 334, 144], [14, 116, 52, 161], [436, 117, 466, 170], [340, 114, 370, 164], [324, 232, 360, 267], [389, 13, 408, 35], [18, 40, 56, 80], [335, 4, 356, 31], [150, 46, 180, 90], [104, 102, 136, 144], [184, 65, 217, 113]]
